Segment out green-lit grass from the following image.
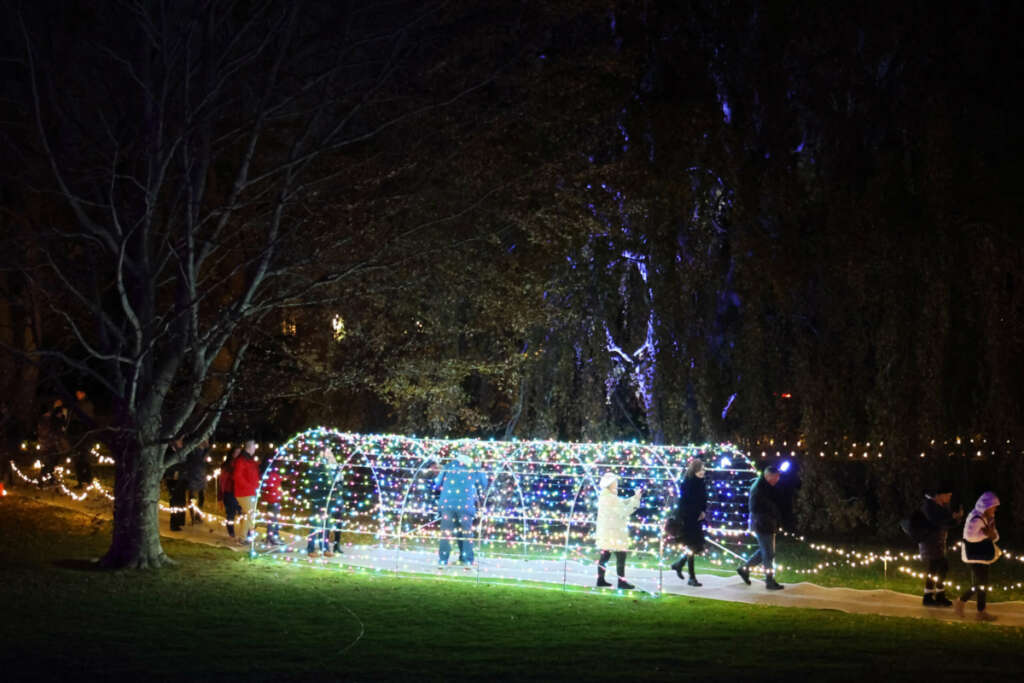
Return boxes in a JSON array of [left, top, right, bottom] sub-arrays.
[[21, 450, 1024, 603], [1, 494, 1023, 682]]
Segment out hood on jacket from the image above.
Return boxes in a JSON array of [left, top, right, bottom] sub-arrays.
[[972, 491, 1000, 514], [599, 472, 618, 491]]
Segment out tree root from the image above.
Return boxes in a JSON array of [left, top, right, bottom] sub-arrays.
[[98, 549, 176, 570]]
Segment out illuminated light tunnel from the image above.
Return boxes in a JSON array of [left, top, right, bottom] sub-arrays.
[[250, 428, 758, 593]]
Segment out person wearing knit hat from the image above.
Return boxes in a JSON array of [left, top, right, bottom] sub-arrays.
[[955, 491, 1001, 621], [916, 480, 963, 607], [594, 472, 642, 590]]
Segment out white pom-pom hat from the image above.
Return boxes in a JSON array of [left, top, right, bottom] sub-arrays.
[[599, 472, 618, 490]]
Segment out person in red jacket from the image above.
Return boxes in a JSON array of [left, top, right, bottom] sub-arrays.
[[218, 447, 241, 537], [232, 440, 260, 545], [261, 465, 283, 545]]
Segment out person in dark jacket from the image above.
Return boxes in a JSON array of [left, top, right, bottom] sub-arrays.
[[185, 440, 210, 525], [68, 390, 95, 488], [736, 465, 784, 590], [37, 400, 69, 485], [164, 440, 187, 531], [918, 482, 963, 607], [218, 448, 241, 538], [670, 458, 707, 586], [0, 400, 14, 486]]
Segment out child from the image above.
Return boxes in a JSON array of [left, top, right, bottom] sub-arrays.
[[261, 465, 283, 545], [955, 491, 1001, 621], [595, 472, 642, 590]]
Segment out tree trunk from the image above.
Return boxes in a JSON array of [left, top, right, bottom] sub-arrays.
[[99, 437, 171, 569]]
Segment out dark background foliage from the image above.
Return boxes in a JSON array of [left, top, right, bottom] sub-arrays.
[[2, 0, 1022, 544]]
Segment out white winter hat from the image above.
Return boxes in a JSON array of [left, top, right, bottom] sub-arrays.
[[599, 472, 618, 490]]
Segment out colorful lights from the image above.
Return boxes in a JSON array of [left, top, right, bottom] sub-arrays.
[[244, 428, 759, 591]]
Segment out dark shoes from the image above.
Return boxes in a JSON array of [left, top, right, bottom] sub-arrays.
[[687, 577, 702, 587], [596, 572, 634, 589], [736, 566, 751, 585], [671, 559, 686, 581], [924, 593, 952, 607], [765, 578, 785, 590]]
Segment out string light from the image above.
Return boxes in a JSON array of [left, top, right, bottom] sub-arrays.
[[239, 428, 761, 592], [7, 433, 1021, 595]]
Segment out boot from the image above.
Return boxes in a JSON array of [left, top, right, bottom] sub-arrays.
[[922, 594, 937, 607], [617, 578, 635, 590], [933, 592, 952, 607], [670, 558, 685, 581], [596, 566, 612, 587], [688, 577, 702, 587], [765, 577, 785, 590], [976, 610, 997, 622], [736, 565, 751, 585]]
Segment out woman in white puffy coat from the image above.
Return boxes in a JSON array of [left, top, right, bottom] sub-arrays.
[[595, 472, 642, 590], [955, 491, 1001, 621]]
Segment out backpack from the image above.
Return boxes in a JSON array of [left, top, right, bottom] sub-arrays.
[[899, 507, 930, 543]]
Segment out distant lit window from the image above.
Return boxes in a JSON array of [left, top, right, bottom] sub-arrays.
[[331, 314, 346, 341]]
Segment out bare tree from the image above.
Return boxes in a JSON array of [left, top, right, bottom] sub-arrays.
[[2, 0, 497, 567]]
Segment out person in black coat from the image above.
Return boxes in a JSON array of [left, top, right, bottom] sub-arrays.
[[670, 458, 708, 586], [736, 465, 785, 590], [918, 482, 962, 607], [185, 440, 210, 525]]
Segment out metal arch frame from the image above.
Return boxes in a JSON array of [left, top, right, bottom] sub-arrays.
[[256, 429, 760, 592], [477, 442, 530, 561], [393, 435, 438, 561]]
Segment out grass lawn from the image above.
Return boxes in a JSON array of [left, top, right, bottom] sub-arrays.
[[1, 494, 1023, 681]]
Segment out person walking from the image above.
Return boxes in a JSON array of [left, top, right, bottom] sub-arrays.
[[670, 458, 707, 586], [218, 447, 241, 538], [232, 440, 260, 545], [917, 482, 963, 607], [68, 390, 95, 488], [164, 441, 187, 532], [434, 452, 489, 568], [736, 465, 785, 590], [37, 400, 68, 485], [595, 472, 642, 590], [185, 439, 210, 525], [955, 491, 1001, 622], [0, 400, 14, 486]]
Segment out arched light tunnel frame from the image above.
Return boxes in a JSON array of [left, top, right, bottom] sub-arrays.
[[250, 428, 759, 594]]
